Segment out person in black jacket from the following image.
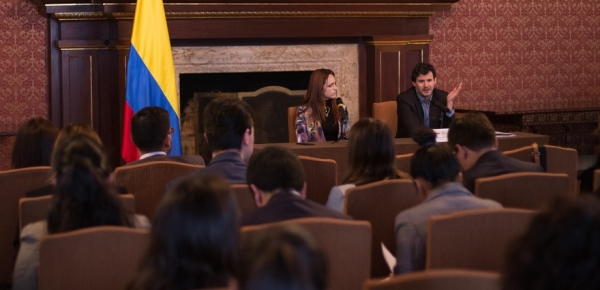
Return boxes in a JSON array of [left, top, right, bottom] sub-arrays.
[[396, 62, 462, 138], [241, 146, 350, 226]]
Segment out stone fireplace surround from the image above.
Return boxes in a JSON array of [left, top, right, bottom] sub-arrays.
[[173, 44, 360, 124]]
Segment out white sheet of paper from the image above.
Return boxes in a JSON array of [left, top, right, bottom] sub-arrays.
[[381, 242, 396, 275], [495, 131, 516, 137], [433, 128, 448, 143]]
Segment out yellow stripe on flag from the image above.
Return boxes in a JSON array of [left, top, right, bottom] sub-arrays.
[[130, 0, 179, 117]]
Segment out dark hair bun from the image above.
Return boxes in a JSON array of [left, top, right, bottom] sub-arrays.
[[412, 128, 437, 147]]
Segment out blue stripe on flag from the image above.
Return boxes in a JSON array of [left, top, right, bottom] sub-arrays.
[[126, 45, 182, 156]]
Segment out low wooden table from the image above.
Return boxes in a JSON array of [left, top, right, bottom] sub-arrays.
[[254, 132, 549, 182]]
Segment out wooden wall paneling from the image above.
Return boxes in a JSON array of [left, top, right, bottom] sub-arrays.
[[379, 51, 401, 103], [365, 36, 432, 116], [164, 17, 429, 40], [49, 17, 62, 127], [399, 44, 429, 93], [358, 40, 368, 119], [96, 48, 122, 168], [117, 47, 130, 166], [60, 49, 98, 127]]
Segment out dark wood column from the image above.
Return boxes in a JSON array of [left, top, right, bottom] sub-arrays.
[[30, 0, 458, 165], [364, 35, 432, 116]]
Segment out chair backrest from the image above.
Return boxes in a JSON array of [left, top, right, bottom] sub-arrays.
[[298, 156, 338, 205], [230, 184, 256, 216], [395, 153, 413, 174], [241, 218, 371, 290], [363, 269, 501, 290], [38, 226, 150, 290], [288, 106, 297, 143], [114, 161, 203, 219], [0, 166, 54, 285], [373, 101, 397, 137], [426, 208, 535, 272], [594, 169, 600, 193], [475, 172, 570, 210], [19, 194, 136, 231], [503, 144, 578, 196], [344, 179, 420, 278]]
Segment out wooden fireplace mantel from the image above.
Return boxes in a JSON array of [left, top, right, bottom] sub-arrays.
[[31, 0, 459, 165]]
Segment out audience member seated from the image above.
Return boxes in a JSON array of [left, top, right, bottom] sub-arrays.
[[394, 136, 501, 275], [295, 68, 350, 142], [12, 135, 150, 290], [124, 106, 205, 166], [502, 196, 600, 290], [447, 113, 543, 193], [25, 123, 117, 197], [241, 146, 350, 226], [11, 117, 59, 169], [326, 118, 410, 212], [169, 97, 254, 188], [239, 224, 327, 290], [130, 175, 238, 290]]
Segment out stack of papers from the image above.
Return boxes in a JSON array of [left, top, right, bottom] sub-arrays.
[[432, 129, 516, 143]]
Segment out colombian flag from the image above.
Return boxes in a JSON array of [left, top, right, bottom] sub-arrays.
[[122, 0, 181, 163]]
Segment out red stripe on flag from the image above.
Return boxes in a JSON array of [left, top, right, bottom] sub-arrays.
[[122, 103, 140, 163]]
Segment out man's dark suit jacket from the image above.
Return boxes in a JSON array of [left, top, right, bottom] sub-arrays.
[[396, 87, 453, 138], [463, 150, 545, 193], [166, 151, 247, 193], [123, 153, 205, 167], [241, 192, 351, 226]]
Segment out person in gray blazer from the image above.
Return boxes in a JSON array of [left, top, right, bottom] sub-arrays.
[[394, 136, 502, 275], [168, 98, 255, 189]]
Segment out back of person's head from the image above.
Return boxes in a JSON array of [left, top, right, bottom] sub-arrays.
[[130, 106, 171, 152], [55, 123, 102, 148], [47, 134, 132, 233], [247, 146, 305, 194], [343, 118, 407, 185], [131, 175, 238, 290], [11, 117, 59, 169], [239, 225, 328, 290], [410, 142, 460, 188], [447, 113, 496, 151], [203, 97, 254, 152], [502, 196, 600, 290], [411, 62, 437, 81]]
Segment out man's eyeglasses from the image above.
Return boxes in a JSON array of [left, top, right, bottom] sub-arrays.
[[169, 128, 175, 135]]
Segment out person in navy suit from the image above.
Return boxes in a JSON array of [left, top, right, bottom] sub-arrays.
[[396, 62, 462, 138], [447, 113, 544, 193], [241, 146, 350, 226], [168, 98, 254, 189], [125, 106, 205, 166]]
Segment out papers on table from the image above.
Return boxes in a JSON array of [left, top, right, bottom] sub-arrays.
[[433, 128, 516, 143], [494, 131, 517, 137], [433, 128, 449, 143]]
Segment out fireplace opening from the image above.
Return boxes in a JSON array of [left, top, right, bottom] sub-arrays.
[[179, 71, 312, 159]]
